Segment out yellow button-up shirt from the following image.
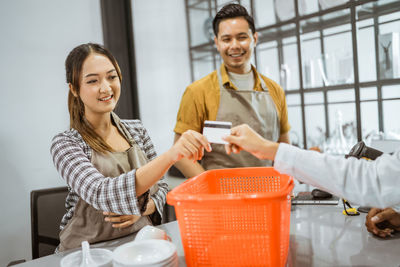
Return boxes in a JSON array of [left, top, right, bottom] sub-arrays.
[[174, 64, 291, 135]]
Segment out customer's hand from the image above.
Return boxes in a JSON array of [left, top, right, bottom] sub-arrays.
[[169, 130, 211, 163], [103, 212, 141, 229], [365, 208, 400, 238], [223, 124, 278, 161]]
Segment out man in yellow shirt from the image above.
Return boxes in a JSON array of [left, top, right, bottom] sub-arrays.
[[173, 3, 291, 177]]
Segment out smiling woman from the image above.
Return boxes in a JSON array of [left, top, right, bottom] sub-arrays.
[[50, 43, 211, 252]]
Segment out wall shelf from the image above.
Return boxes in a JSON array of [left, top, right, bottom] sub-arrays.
[[185, 0, 400, 148]]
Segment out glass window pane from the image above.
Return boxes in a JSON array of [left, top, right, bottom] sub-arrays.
[[382, 85, 400, 99], [282, 37, 300, 90], [288, 106, 304, 148], [356, 18, 377, 82], [328, 103, 356, 139], [217, 0, 236, 7], [300, 30, 323, 88], [217, 0, 253, 15], [379, 11, 400, 24], [256, 41, 280, 83], [274, 0, 295, 22], [302, 0, 320, 15], [319, 0, 348, 10], [323, 22, 354, 85], [361, 101, 379, 139], [360, 87, 377, 101], [192, 51, 214, 81], [254, 0, 276, 28], [188, 1, 213, 47], [327, 89, 355, 103], [238, 0, 251, 13], [286, 93, 301, 106], [305, 105, 326, 148], [324, 23, 351, 35], [305, 92, 324, 104], [383, 99, 400, 134]]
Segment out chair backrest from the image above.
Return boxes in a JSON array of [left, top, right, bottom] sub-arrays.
[[30, 186, 69, 259]]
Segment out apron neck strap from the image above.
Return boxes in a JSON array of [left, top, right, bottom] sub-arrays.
[[217, 65, 269, 92], [111, 112, 136, 147], [216, 67, 224, 91]]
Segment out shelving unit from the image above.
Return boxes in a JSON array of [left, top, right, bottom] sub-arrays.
[[185, 0, 400, 148]]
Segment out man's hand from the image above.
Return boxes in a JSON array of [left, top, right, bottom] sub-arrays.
[[365, 208, 400, 238], [103, 212, 141, 229]]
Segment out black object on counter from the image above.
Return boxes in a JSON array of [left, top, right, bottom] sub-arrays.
[[345, 141, 383, 160], [311, 189, 332, 199], [345, 141, 384, 213]]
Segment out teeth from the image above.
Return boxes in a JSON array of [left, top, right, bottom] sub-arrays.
[[230, 53, 244, 58], [100, 95, 112, 101]]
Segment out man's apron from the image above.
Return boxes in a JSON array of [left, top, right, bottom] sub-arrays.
[[58, 116, 157, 251], [202, 67, 281, 170]]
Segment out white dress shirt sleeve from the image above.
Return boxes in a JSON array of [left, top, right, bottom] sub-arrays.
[[274, 143, 400, 209]]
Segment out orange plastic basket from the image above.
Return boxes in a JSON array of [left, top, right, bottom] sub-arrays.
[[167, 167, 294, 267]]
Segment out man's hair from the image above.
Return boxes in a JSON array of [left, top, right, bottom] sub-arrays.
[[212, 3, 255, 37]]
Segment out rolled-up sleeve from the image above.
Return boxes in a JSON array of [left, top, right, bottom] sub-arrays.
[[174, 86, 205, 135]]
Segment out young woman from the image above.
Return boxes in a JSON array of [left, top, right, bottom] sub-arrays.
[[51, 43, 210, 251]]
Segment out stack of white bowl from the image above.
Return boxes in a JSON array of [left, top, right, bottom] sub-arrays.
[[112, 239, 178, 267]]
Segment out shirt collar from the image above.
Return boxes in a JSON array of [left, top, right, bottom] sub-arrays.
[[219, 63, 263, 91]]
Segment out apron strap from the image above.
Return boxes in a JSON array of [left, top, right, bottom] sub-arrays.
[[257, 72, 269, 92], [216, 65, 269, 92], [111, 112, 137, 147], [216, 66, 225, 92]]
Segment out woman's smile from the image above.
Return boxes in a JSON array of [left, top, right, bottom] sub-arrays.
[[99, 95, 113, 102]]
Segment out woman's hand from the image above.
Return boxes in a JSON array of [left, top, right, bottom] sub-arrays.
[[365, 208, 400, 238], [103, 212, 141, 229], [168, 130, 211, 163], [222, 124, 278, 161], [142, 198, 156, 216]]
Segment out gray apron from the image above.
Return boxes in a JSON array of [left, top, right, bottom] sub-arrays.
[[202, 67, 280, 170], [59, 116, 157, 251]]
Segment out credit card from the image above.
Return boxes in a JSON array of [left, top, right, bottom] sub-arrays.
[[202, 120, 232, 144]]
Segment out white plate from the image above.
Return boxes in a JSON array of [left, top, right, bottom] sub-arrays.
[[113, 239, 177, 266]]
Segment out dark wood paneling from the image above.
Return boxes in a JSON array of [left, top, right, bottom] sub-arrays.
[[100, 0, 140, 119]]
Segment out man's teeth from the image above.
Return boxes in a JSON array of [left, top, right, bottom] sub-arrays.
[[230, 53, 243, 57], [100, 95, 112, 101]]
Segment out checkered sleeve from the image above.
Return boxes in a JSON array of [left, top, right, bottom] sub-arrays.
[[50, 132, 141, 215], [124, 120, 168, 219]]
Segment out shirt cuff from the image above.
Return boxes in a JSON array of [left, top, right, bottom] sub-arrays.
[[273, 143, 297, 177], [392, 204, 400, 213], [174, 121, 200, 135]]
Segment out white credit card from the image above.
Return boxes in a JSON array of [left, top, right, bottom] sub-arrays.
[[202, 120, 232, 144]]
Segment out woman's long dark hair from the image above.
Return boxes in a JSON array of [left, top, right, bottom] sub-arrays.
[[65, 43, 122, 153]]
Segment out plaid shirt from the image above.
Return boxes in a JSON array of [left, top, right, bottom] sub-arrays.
[[50, 119, 168, 230]]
